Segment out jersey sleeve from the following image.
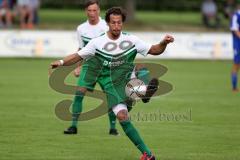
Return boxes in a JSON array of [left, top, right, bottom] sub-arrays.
[[77, 39, 96, 59], [133, 35, 152, 56], [230, 14, 239, 31], [76, 27, 84, 49]]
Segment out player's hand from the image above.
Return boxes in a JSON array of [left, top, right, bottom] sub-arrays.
[[162, 35, 174, 45], [50, 60, 62, 69], [73, 66, 81, 77]]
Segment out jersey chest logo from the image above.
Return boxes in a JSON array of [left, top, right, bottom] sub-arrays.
[[103, 40, 133, 52]]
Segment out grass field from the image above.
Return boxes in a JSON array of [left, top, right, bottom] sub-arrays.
[[38, 9, 230, 31], [0, 58, 240, 160]]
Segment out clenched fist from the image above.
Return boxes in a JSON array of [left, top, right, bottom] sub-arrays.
[[162, 35, 174, 45]]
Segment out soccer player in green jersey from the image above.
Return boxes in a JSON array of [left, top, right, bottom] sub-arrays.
[[65, 0, 158, 136], [51, 7, 174, 160], [63, 0, 119, 136]]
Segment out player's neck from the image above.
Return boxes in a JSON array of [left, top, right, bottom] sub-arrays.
[[107, 31, 121, 40], [88, 18, 100, 25]]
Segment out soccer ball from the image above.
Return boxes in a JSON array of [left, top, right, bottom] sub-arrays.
[[125, 78, 147, 100]]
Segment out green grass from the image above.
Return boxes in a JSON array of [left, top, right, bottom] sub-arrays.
[[38, 9, 230, 31], [0, 58, 240, 160]]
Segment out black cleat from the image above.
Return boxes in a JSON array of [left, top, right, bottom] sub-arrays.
[[142, 78, 159, 103], [64, 126, 77, 134], [109, 128, 119, 136]]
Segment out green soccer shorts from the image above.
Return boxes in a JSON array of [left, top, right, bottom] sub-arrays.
[[77, 57, 103, 91], [97, 66, 134, 109], [77, 58, 134, 109]]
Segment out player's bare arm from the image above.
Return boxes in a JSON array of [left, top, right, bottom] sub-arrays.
[[50, 53, 83, 69], [148, 34, 174, 55]]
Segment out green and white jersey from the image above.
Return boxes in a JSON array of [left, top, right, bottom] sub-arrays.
[[77, 32, 151, 85], [76, 17, 108, 48], [78, 32, 151, 67]]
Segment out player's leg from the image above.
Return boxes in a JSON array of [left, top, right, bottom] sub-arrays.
[[231, 51, 240, 92], [135, 64, 159, 103], [98, 77, 119, 135], [64, 87, 86, 134], [135, 64, 150, 85], [0, 12, 3, 28], [64, 61, 96, 134], [113, 104, 155, 160], [19, 6, 27, 29], [231, 64, 240, 92], [5, 9, 12, 27], [108, 111, 118, 135]]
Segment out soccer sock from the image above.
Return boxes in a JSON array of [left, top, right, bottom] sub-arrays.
[[120, 120, 152, 156], [108, 111, 117, 129], [137, 68, 150, 85], [231, 73, 238, 89], [71, 90, 84, 127]]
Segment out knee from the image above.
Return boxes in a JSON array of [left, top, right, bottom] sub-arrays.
[[237, 64, 240, 71], [117, 110, 129, 122], [232, 64, 240, 73]]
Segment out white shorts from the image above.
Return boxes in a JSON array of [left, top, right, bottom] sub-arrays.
[[112, 103, 128, 116]]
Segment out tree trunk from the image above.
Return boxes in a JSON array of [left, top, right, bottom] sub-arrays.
[[124, 0, 136, 22]]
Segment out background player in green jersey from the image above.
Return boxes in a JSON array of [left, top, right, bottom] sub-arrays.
[[51, 7, 174, 160], [64, 0, 119, 135]]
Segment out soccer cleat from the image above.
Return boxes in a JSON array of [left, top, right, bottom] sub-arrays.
[[109, 128, 119, 136], [64, 126, 77, 134], [142, 78, 159, 103], [140, 152, 155, 160]]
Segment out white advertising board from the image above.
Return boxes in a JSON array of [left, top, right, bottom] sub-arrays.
[[0, 30, 233, 59], [0, 30, 78, 57]]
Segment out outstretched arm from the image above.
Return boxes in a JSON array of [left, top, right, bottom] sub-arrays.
[[148, 35, 174, 55], [50, 38, 95, 69], [50, 53, 83, 69]]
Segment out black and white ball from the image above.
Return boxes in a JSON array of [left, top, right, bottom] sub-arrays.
[[125, 78, 147, 100]]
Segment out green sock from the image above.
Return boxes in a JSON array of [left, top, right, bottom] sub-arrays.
[[71, 90, 84, 127], [137, 68, 150, 85], [108, 111, 117, 129], [120, 120, 152, 156]]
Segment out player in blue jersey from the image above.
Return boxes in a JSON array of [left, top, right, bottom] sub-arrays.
[[230, 1, 240, 92]]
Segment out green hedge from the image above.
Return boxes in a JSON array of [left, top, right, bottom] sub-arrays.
[[41, 0, 226, 11]]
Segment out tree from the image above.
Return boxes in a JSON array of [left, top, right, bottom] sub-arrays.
[[124, 0, 136, 22]]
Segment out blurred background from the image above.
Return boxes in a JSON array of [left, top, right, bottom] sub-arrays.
[[0, 1, 240, 160], [0, 0, 236, 30]]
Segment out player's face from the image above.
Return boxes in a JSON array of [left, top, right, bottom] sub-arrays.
[[86, 3, 100, 23], [108, 15, 123, 37]]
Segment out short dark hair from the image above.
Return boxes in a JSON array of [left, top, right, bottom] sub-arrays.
[[105, 7, 127, 23], [84, 0, 99, 8]]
